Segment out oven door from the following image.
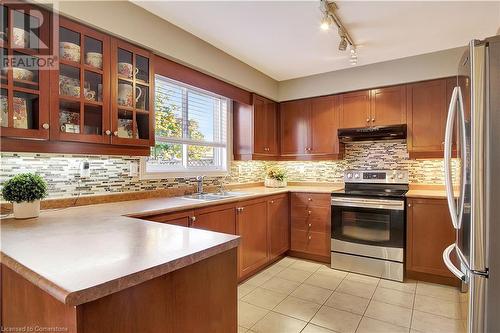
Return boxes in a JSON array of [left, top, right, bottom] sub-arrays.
[[331, 197, 405, 262]]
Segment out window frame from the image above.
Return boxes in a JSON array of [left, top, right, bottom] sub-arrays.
[[140, 76, 232, 180]]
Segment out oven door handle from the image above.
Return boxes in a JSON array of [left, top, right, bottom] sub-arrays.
[[331, 197, 404, 210]]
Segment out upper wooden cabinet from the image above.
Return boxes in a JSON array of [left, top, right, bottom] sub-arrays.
[[111, 38, 154, 147], [406, 78, 455, 159], [1, 3, 51, 140], [339, 90, 370, 128], [233, 94, 279, 160], [280, 95, 342, 160], [50, 17, 111, 144], [339, 86, 406, 128], [370, 85, 407, 126]]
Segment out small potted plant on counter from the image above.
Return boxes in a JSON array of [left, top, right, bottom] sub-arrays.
[[2, 173, 48, 219], [265, 166, 287, 188]]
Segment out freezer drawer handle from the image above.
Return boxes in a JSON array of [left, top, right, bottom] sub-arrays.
[[443, 243, 466, 281]]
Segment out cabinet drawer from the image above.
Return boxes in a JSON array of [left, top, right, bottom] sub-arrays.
[[291, 193, 331, 207], [290, 205, 330, 220], [291, 229, 330, 257], [291, 217, 328, 233]]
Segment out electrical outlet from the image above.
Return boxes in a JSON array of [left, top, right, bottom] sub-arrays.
[[80, 161, 90, 178], [129, 161, 139, 177]]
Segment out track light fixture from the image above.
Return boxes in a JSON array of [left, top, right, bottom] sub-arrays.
[[319, 0, 358, 64]]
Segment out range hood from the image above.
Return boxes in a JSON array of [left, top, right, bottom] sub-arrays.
[[338, 124, 407, 143]]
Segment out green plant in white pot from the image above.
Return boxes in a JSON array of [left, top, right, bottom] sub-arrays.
[[265, 166, 287, 188], [2, 173, 48, 219]]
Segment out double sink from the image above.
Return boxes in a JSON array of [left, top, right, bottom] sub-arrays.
[[182, 191, 249, 201]]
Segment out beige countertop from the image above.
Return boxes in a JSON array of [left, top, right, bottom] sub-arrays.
[[406, 189, 447, 199], [0, 184, 343, 307]]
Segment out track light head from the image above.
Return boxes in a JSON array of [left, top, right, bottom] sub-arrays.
[[338, 36, 347, 51]]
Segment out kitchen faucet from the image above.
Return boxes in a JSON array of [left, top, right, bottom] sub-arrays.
[[196, 175, 204, 194]]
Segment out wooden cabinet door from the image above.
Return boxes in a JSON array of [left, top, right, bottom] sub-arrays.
[[268, 195, 289, 260], [280, 99, 310, 156], [370, 86, 406, 126], [144, 210, 194, 227], [237, 200, 268, 278], [309, 95, 340, 155], [253, 95, 278, 156], [406, 198, 456, 278], [339, 90, 370, 129], [253, 95, 267, 155], [193, 204, 236, 234], [406, 79, 448, 158]]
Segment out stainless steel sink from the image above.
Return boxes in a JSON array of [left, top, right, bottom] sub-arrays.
[[182, 191, 248, 201]]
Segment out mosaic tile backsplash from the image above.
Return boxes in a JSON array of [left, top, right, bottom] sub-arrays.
[[0, 141, 457, 199]]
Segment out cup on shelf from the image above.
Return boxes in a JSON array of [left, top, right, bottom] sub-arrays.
[[118, 83, 142, 107], [59, 42, 81, 63], [12, 27, 29, 48], [0, 95, 8, 127], [59, 75, 80, 97], [117, 62, 139, 79], [85, 52, 103, 69], [12, 97, 28, 129]]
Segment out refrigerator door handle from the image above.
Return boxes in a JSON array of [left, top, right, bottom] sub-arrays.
[[444, 87, 460, 229], [443, 243, 466, 281]]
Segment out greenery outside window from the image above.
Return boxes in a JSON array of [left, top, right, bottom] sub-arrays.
[[141, 75, 229, 178]]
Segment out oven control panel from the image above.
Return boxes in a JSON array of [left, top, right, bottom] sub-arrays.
[[344, 170, 409, 184]]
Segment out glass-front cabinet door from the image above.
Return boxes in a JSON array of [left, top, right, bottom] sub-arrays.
[[1, 3, 50, 140], [110, 38, 154, 146], [50, 17, 110, 143]]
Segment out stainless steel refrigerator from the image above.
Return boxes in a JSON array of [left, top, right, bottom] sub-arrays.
[[443, 36, 500, 333]]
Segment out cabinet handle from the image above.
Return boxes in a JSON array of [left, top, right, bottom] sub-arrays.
[[237, 207, 244, 212], [113, 131, 118, 136], [442, 141, 445, 145], [408, 203, 412, 207], [105, 130, 111, 135], [371, 118, 375, 122], [308, 236, 312, 240], [308, 197, 312, 201], [366, 118, 370, 122], [308, 223, 312, 228], [189, 216, 196, 226], [42, 123, 49, 130], [270, 200, 274, 204], [308, 210, 312, 215]]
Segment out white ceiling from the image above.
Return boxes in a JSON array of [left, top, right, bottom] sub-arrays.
[[134, 1, 500, 81]]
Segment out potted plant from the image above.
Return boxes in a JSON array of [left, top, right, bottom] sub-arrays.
[[2, 173, 48, 219], [265, 166, 287, 188]]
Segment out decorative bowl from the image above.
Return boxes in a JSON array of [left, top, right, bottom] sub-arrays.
[[85, 52, 103, 69], [59, 42, 81, 63], [12, 27, 29, 48]]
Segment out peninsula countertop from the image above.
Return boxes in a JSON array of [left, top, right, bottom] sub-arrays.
[[0, 184, 344, 307]]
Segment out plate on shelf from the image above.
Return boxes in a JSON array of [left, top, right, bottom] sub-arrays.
[[13, 97, 28, 129], [117, 118, 138, 139], [1, 95, 8, 127]]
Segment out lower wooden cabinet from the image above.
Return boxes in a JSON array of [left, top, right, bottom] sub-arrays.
[[406, 198, 458, 285], [290, 193, 331, 262], [140, 210, 194, 227], [268, 195, 290, 261], [192, 203, 236, 234]]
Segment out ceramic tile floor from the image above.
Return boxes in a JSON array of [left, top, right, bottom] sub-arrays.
[[238, 257, 467, 333]]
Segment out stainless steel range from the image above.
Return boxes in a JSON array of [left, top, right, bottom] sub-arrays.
[[331, 170, 409, 281]]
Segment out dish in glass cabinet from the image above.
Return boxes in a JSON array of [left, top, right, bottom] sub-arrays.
[[13, 97, 28, 129], [1, 67, 34, 81], [85, 52, 103, 69], [117, 118, 138, 139], [0, 95, 8, 127], [12, 27, 29, 48], [59, 42, 81, 63], [59, 75, 80, 97]]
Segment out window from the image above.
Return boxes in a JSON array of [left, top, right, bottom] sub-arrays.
[[141, 75, 229, 178]]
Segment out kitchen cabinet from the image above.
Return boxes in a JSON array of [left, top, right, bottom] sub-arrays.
[[406, 78, 456, 159], [268, 194, 289, 261], [339, 90, 371, 129], [1, 3, 51, 140], [406, 198, 459, 285], [339, 86, 406, 129], [233, 94, 278, 160], [192, 203, 236, 234], [50, 17, 111, 144], [236, 198, 269, 279], [290, 192, 331, 262], [110, 38, 154, 146], [144, 209, 194, 227], [280, 96, 342, 160], [370, 85, 407, 126]]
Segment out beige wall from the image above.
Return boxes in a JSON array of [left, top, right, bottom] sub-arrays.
[[45, 1, 279, 100], [278, 47, 466, 101]]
